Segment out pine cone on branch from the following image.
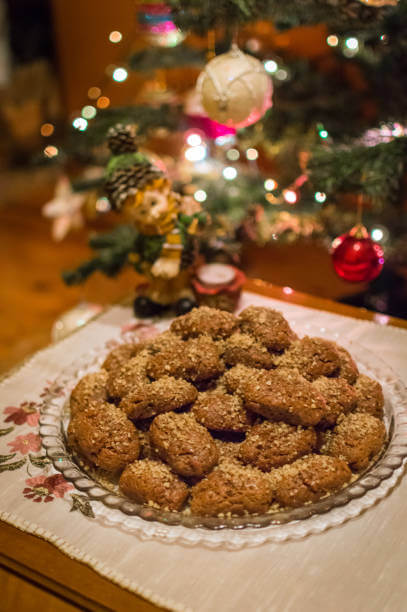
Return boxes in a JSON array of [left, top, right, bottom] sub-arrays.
[[107, 123, 138, 155], [105, 164, 163, 210]]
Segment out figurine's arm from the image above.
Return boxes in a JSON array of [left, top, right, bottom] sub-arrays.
[[150, 228, 182, 279]]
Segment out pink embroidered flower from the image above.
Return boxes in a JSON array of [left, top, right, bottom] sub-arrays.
[[40, 380, 65, 399], [4, 402, 39, 427], [8, 432, 41, 455], [23, 474, 73, 503], [105, 338, 120, 351], [120, 321, 159, 340]]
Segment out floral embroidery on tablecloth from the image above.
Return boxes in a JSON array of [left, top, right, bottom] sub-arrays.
[[1, 322, 162, 519], [0, 382, 92, 518], [4, 401, 40, 427], [8, 432, 41, 454], [23, 474, 74, 503]]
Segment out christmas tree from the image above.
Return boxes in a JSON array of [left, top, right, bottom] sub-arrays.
[[43, 0, 407, 316]]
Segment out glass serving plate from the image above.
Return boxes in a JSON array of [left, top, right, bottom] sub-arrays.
[[39, 324, 407, 550]]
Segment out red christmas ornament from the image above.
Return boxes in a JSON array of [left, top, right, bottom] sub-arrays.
[[331, 224, 384, 283]]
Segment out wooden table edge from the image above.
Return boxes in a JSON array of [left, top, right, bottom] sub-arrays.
[[243, 278, 407, 330], [1, 277, 406, 612]]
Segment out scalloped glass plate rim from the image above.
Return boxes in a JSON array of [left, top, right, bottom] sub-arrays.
[[39, 324, 407, 548]]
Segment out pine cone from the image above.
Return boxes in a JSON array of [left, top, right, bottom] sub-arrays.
[[107, 123, 138, 155], [105, 164, 163, 210]]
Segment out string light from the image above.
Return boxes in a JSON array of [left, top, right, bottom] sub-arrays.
[[314, 191, 327, 203], [40, 123, 54, 137], [88, 87, 101, 99], [264, 60, 278, 73], [326, 35, 339, 47], [319, 129, 329, 139], [246, 148, 259, 161], [97, 96, 110, 109], [343, 37, 359, 58], [264, 178, 277, 191], [81, 105, 97, 120], [283, 189, 297, 204], [112, 67, 128, 82], [109, 31, 122, 43], [226, 149, 240, 161], [44, 145, 59, 158], [184, 145, 207, 162], [96, 197, 111, 212], [215, 135, 235, 147], [186, 132, 202, 147], [194, 189, 207, 202], [223, 166, 238, 180], [371, 228, 384, 241], [72, 117, 88, 131], [275, 69, 289, 81], [283, 286, 294, 295], [345, 37, 359, 50]]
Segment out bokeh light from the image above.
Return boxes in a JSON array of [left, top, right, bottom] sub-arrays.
[[88, 87, 101, 99], [113, 67, 128, 82], [194, 189, 207, 202], [264, 178, 277, 191], [44, 145, 59, 158], [223, 167, 238, 180], [97, 96, 110, 109], [40, 123, 54, 137], [109, 31, 123, 43]]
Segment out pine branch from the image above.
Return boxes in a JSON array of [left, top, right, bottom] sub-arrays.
[[308, 137, 407, 205], [62, 225, 139, 285], [169, 0, 393, 35]]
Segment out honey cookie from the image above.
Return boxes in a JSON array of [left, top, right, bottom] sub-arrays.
[[238, 306, 297, 352], [119, 459, 189, 511], [190, 459, 272, 517], [102, 342, 146, 374], [150, 412, 219, 478], [239, 421, 316, 471], [275, 336, 341, 381], [119, 376, 197, 420], [106, 351, 150, 400], [241, 368, 326, 427], [312, 377, 357, 427], [146, 335, 223, 383], [170, 306, 237, 340], [336, 346, 359, 385], [320, 412, 386, 471], [192, 390, 253, 433], [270, 454, 352, 508], [354, 374, 384, 419], [220, 332, 274, 369], [70, 370, 108, 416], [68, 401, 140, 473]]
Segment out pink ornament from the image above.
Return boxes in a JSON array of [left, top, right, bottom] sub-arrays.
[[136, 2, 185, 47], [184, 89, 235, 140], [331, 225, 384, 283]]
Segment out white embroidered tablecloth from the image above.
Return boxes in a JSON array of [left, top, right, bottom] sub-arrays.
[[1, 291, 407, 612]]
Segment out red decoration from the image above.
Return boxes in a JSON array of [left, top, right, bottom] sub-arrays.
[[192, 263, 246, 312], [331, 224, 384, 283]]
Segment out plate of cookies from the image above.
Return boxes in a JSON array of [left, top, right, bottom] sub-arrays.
[[39, 305, 407, 548]]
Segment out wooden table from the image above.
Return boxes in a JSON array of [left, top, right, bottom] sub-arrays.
[[1, 278, 407, 612]]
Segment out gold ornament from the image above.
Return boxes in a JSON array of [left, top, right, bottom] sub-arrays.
[[357, 0, 398, 5], [196, 45, 272, 129]]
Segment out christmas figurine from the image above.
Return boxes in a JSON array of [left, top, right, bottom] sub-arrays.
[[105, 124, 207, 317]]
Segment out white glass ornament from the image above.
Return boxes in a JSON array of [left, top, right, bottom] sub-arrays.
[[196, 45, 272, 129]]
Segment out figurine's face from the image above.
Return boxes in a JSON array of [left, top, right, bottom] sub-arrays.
[[130, 187, 172, 228]]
